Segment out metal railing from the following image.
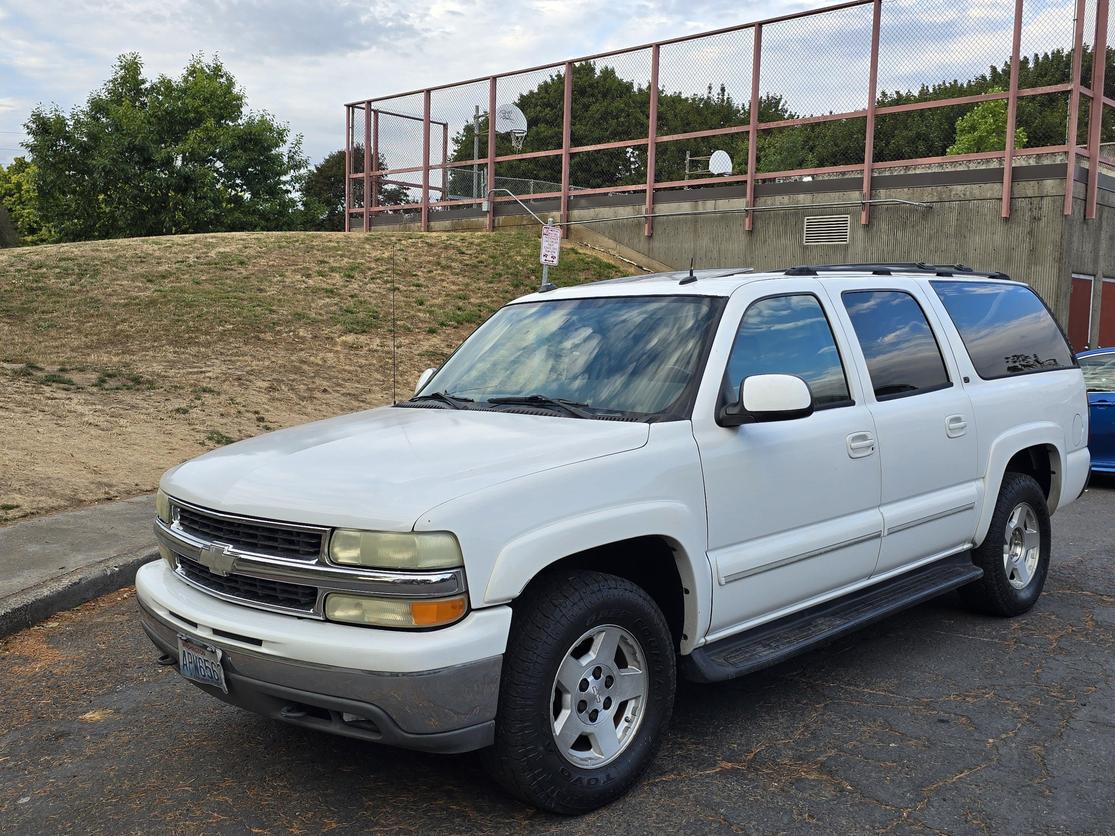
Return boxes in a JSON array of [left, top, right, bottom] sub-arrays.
[[345, 0, 1113, 235]]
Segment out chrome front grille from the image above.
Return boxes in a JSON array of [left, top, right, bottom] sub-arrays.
[[177, 555, 318, 612], [155, 499, 468, 620], [175, 504, 325, 560]]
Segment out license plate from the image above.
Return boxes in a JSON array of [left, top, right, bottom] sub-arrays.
[[177, 635, 228, 693]]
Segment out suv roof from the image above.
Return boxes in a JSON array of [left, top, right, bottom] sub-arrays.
[[516, 263, 1018, 303]]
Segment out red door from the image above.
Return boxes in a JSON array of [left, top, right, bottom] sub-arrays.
[[1100, 279, 1115, 349], [1068, 276, 1093, 351]]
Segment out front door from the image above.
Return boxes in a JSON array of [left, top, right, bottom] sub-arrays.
[[693, 283, 883, 640]]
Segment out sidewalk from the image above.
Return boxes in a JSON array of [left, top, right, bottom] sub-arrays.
[[0, 494, 157, 637]]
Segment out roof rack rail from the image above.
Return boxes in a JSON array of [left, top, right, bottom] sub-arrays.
[[781, 263, 1012, 281]]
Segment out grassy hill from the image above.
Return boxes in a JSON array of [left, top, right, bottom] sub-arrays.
[[0, 230, 625, 522]]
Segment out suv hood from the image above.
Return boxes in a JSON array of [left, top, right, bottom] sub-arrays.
[[162, 406, 650, 529]]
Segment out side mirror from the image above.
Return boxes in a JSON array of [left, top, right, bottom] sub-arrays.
[[717, 374, 814, 427], [415, 368, 436, 395]]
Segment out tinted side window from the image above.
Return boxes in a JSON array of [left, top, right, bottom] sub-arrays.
[[931, 281, 1075, 379], [843, 290, 951, 400], [726, 294, 852, 408]]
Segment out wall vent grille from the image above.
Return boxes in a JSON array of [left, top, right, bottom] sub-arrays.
[[803, 215, 851, 246]]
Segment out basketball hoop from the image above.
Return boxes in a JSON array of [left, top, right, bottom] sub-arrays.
[[495, 103, 529, 153]]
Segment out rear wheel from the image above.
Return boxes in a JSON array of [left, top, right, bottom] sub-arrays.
[[960, 472, 1051, 616], [486, 570, 676, 814]]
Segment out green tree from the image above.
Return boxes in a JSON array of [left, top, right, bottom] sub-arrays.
[[436, 44, 1113, 192], [24, 53, 307, 242], [0, 156, 53, 244], [0, 206, 16, 247], [302, 148, 408, 230], [447, 65, 796, 190], [947, 94, 1028, 155]]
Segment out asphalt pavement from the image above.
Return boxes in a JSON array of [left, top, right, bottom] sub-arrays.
[[1, 478, 1112, 834]]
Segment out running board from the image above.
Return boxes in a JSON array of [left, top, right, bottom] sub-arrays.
[[683, 553, 983, 684]]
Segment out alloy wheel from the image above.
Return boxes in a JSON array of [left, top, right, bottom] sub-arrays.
[[1002, 501, 1041, 590], [549, 624, 648, 768]]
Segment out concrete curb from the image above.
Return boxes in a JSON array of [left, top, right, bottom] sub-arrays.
[[0, 547, 157, 638]]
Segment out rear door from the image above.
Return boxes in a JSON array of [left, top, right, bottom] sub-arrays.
[[693, 280, 883, 638], [826, 280, 980, 576], [1089, 391, 1115, 468]]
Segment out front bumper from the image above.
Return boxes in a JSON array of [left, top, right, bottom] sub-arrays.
[[136, 560, 510, 753]]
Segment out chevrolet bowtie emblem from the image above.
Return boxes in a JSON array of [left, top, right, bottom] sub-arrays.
[[200, 542, 238, 577]]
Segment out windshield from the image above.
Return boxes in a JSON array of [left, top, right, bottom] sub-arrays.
[[415, 295, 723, 418], [1080, 352, 1115, 392]]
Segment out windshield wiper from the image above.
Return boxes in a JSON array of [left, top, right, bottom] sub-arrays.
[[409, 391, 474, 410], [487, 394, 594, 419]]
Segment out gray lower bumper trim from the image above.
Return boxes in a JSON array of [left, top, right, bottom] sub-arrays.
[[139, 600, 500, 754]]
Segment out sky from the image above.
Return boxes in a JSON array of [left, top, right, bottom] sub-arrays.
[[0, 0, 1082, 169]]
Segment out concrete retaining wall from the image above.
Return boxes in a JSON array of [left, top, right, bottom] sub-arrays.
[[366, 156, 1115, 326]]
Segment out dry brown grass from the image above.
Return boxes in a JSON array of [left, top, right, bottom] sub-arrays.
[[0, 229, 625, 523]]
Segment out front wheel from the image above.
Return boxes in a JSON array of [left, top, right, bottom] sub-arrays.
[[960, 472, 1051, 617], [486, 570, 676, 814]]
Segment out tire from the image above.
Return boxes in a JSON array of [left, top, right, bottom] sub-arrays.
[[960, 472, 1051, 617], [486, 570, 676, 814]]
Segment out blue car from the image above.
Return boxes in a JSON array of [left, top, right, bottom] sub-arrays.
[[1078, 348, 1115, 473]]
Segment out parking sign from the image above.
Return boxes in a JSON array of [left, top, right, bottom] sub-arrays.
[[540, 224, 561, 266]]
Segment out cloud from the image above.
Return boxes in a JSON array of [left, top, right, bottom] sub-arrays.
[[0, 0, 1082, 171], [186, 0, 420, 58]]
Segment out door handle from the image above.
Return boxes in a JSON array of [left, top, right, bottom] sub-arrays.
[[946, 415, 968, 438], [847, 431, 876, 458]]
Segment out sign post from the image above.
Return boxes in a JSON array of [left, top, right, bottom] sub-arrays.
[[539, 218, 561, 292]]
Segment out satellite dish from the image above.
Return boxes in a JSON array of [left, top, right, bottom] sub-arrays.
[[708, 149, 733, 176]]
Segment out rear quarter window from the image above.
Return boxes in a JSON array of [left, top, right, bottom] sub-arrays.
[[931, 281, 1075, 379]]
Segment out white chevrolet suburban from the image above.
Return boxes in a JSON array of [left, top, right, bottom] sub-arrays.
[[136, 262, 1090, 813]]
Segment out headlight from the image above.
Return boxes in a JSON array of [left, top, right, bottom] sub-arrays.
[[156, 489, 172, 525], [328, 530, 463, 570], [324, 593, 468, 629]]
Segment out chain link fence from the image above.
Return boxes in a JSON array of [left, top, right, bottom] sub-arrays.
[[347, 0, 1113, 231]]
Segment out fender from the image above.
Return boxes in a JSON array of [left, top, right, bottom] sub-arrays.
[[483, 500, 711, 654], [976, 422, 1065, 545]]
